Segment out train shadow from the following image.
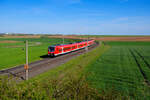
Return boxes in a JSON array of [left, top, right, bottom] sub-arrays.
[[40, 54, 60, 58], [40, 55, 51, 58]]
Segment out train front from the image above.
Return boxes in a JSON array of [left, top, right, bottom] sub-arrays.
[[48, 46, 55, 56]]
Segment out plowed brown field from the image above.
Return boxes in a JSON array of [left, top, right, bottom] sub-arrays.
[[3, 35, 41, 38], [0, 40, 21, 43], [49, 35, 150, 41]]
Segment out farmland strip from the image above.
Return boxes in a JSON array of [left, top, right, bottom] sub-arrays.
[[133, 49, 150, 70], [129, 49, 150, 86]]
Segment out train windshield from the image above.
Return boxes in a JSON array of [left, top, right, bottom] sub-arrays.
[[49, 47, 55, 52]]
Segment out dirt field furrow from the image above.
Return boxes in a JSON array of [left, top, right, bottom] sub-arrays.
[[130, 49, 150, 86]]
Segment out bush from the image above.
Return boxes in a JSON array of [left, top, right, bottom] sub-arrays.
[[0, 74, 103, 100]]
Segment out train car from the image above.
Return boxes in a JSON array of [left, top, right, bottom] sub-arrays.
[[48, 40, 95, 56]]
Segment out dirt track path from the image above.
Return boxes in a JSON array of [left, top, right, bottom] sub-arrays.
[[0, 43, 99, 80]]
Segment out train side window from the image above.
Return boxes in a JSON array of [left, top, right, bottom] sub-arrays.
[[73, 46, 75, 49], [59, 49, 62, 52]]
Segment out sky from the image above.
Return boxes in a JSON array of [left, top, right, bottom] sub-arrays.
[[0, 0, 150, 35]]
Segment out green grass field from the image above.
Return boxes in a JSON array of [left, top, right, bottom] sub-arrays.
[[86, 41, 150, 99], [0, 37, 80, 70]]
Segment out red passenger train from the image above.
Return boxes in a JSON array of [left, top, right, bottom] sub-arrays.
[[48, 40, 95, 56]]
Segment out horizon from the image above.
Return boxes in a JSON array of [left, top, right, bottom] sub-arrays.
[[0, 0, 150, 35], [0, 32, 150, 36]]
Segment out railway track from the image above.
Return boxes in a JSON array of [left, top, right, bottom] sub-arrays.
[[0, 42, 99, 81]]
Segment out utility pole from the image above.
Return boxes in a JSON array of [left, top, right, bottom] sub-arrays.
[[24, 40, 29, 80]]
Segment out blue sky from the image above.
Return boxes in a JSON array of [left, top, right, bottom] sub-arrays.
[[0, 0, 150, 35]]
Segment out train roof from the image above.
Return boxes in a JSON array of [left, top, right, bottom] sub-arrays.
[[49, 40, 94, 47]]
